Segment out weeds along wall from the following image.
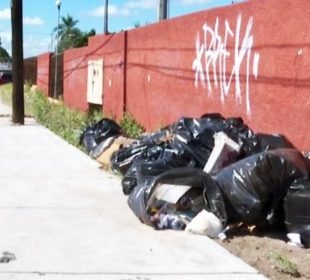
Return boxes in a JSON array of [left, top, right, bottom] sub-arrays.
[[37, 0, 310, 151]]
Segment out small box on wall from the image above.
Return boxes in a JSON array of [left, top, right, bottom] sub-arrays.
[[87, 59, 104, 105]]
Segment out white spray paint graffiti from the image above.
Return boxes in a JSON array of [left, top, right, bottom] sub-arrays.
[[192, 15, 260, 116]]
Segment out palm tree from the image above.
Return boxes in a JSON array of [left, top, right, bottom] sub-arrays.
[[54, 14, 96, 53], [54, 14, 80, 52]]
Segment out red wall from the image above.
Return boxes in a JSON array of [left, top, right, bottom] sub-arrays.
[[37, 52, 51, 96], [88, 33, 125, 120], [125, 0, 310, 151], [58, 0, 309, 151], [63, 46, 89, 111], [63, 33, 125, 119]]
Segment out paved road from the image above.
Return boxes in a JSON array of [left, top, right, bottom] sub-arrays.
[[0, 100, 268, 280]]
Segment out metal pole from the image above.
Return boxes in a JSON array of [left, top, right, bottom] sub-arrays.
[[50, 32, 54, 52], [104, 0, 108, 34], [11, 0, 24, 124], [53, 2, 61, 99], [159, 0, 168, 21]]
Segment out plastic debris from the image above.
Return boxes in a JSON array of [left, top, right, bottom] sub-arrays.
[[203, 132, 241, 175], [185, 210, 223, 238], [287, 233, 304, 248], [284, 178, 310, 248], [152, 213, 186, 230]]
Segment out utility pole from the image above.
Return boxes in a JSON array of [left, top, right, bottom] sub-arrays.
[[104, 0, 108, 34], [53, 0, 61, 99], [11, 0, 24, 124], [158, 0, 169, 21]]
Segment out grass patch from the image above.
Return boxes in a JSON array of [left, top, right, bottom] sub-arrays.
[[0, 83, 13, 106], [270, 251, 301, 278], [1, 84, 145, 148], [120, 112, 145, 139], [26, 90, 102, 147], [0, 83, 39, 116]]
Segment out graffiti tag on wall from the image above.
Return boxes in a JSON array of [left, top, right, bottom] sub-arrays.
[[192, 15, 260, 116]]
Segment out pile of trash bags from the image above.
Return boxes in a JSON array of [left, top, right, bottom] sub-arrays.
[[80, 113, 310, 247]]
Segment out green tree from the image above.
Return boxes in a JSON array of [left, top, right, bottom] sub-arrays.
[[0, 37, 10, 62], [132, 21, 151, 28], [54, 15, 96, 53], [72, 29, 96, 49]]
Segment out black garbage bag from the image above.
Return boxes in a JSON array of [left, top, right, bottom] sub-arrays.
[[122, 146, 197, 195], [172, 130, 214, 168], [128, 182, 151, 225], [127, 167, 211, 228], [171, 115, 254, 168], [122, 146, 166, 195], [172, 115, 227, 143], [122, 157, 145, 195], [255, 133, 295, 151], [305, 151, 310, 161], [201, 112, 225, 120], [110, 142, 150, 175], [115, 114, 255, 178], [127, 169, 156, 226], [139, 126, 173, 145], [211, 149, 310, 228], [241, 133, 295, 156], [223, 117, 254, 144], [147, 168, 212, 213], [301, 230, 310, 248], [80, 128, 97, 153], [80, 118, 122, 153], [140, 147, 196, 176], [122, 163, 139, 195], [91, 118, 122, 142], [284, 178, 310, 248]]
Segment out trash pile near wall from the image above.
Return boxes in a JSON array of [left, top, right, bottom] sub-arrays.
[[80, 113, 310, 248]]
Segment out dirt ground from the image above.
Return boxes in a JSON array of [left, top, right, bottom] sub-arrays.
[[216, 229, 310, 280]]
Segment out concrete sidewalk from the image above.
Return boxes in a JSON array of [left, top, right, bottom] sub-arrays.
[[0, 100, 11, 116], [0, 102, 268, 280]]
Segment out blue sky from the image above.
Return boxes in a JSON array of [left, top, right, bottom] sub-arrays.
[[0, 0, 242, 58]]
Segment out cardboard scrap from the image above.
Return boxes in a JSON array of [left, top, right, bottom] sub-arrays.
[[96, 136, 136, 167]]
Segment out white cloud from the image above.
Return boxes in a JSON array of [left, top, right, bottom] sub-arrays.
[[180, 0, 213, 4], [90, 5, 130, 17], [0, 31, 11, 42], [90, 0, 157, 18], [23, 35, 50, 58], [0, 31, 50, 58], [0, 8, 10, 20], [125, 0, 157, 9], [0, 31, 12, 56], [23, 16, 44, 26]]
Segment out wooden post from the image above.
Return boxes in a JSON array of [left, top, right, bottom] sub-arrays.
[[11, 0, 24, 124]]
